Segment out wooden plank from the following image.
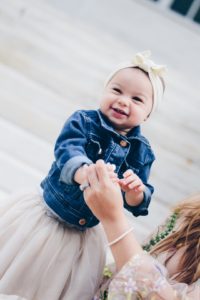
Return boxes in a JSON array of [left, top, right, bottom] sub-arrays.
[[0, 150, 43, 193], [0, 118, 53, 173], [0, 189, 8, 199]]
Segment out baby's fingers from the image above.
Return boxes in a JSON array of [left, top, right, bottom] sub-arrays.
[[123, 169, 134, 178], [131, 183, 145, 192], [121, 171, 137, 185], [127, 176, 143, 189], [136, 184, 145, 192]]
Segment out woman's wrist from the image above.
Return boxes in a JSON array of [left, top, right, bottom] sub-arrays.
[[102, 214, 131, 245], [107, 227, 134, 247], [102, 214, 143, 270]]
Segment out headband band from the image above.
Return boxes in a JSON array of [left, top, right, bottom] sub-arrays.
[[104, 51, 167, 114]]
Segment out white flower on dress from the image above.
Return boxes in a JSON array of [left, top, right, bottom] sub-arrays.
[[123, 278, 137, 294], [153, 276, 168, 292]]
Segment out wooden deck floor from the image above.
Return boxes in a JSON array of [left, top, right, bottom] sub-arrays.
[[0, 0, 200, 241]]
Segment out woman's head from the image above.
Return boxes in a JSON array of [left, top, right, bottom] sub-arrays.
[[151, 194, 200, 284]]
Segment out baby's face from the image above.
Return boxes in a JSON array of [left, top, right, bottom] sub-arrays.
[[100, 67, 153, 134]]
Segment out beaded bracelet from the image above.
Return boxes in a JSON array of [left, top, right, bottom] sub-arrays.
[[107, 227, 134, 247]]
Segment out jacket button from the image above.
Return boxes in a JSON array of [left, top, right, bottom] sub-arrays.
[[79, 218, 86, 225], [120, 140, 127, 147]]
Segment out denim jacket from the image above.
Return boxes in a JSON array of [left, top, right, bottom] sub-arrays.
[[41, 109, 155, 230]]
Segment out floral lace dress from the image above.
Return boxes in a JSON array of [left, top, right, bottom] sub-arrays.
[[94, 252, 200, 300]]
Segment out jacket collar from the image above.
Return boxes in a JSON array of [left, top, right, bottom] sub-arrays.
[[96, 109, 141, 139]]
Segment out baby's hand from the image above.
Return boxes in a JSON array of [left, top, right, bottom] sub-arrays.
[[74, 163, 89, 185], [119, 169, 145, 193]]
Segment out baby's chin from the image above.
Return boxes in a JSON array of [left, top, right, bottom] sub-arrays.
[[112, 124, 131, 135], [116, 128, 131, 135], [100, 110, 131, 132]]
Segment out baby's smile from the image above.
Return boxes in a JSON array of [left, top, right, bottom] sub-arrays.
[[111, 106, 129, 117]]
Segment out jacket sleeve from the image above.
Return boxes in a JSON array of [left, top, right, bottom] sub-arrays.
[[54, 111, 93, 185], [124, 158, 154, 217]]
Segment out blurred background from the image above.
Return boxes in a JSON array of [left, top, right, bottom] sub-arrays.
[[0, 0, 200, 243]]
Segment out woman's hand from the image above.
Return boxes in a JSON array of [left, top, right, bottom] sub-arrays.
[[84, 160, 143, 270], [83, 160, 123, 224]]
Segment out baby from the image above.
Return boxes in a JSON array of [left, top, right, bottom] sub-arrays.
[[41, 51, 166, 230]]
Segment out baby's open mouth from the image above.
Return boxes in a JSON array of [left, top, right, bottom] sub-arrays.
[[112, 107, 128, 116]]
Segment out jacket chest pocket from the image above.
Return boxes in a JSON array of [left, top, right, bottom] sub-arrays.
[[85, 138, 104, 161]]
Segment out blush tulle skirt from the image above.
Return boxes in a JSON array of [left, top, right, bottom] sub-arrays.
[[0, 189, 106, 300]]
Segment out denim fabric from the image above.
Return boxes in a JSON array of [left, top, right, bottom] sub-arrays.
[[41, 109, 155, 230]]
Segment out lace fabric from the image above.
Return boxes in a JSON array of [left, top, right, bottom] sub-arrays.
[[94, 252, 200, 300]]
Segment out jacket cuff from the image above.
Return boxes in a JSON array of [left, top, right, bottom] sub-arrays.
[[124, 186, 152, 217], [59, 155, 93, 184]]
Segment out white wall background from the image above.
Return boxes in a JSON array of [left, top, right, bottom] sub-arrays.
[[0, 0, 200, 242]]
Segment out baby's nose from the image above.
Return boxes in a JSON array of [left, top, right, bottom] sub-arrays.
[[118, 97, 129, 106]]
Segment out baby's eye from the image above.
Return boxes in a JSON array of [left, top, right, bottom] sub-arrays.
[[113, 88, 122, 94], [132, 96, 142, 103]]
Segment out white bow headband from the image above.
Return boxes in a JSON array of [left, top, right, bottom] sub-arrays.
[[105, 51, 167, 114]]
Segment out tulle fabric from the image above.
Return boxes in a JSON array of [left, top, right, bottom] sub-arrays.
[[0, 189, 106, 300], [0, 295, 26, 300]]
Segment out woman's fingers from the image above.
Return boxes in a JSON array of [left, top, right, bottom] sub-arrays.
[[84, 160, 112, 192], [95, 160, 112, 183], [83, 160, 124, 222], [86, 164, 99, 188], [106, 163, 116, 172]]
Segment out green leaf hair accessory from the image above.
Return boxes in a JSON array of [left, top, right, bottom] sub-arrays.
[[142, 212, 179, 252]]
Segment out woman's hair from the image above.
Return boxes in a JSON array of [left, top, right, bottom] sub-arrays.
[[150, 194, 200, 284]]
